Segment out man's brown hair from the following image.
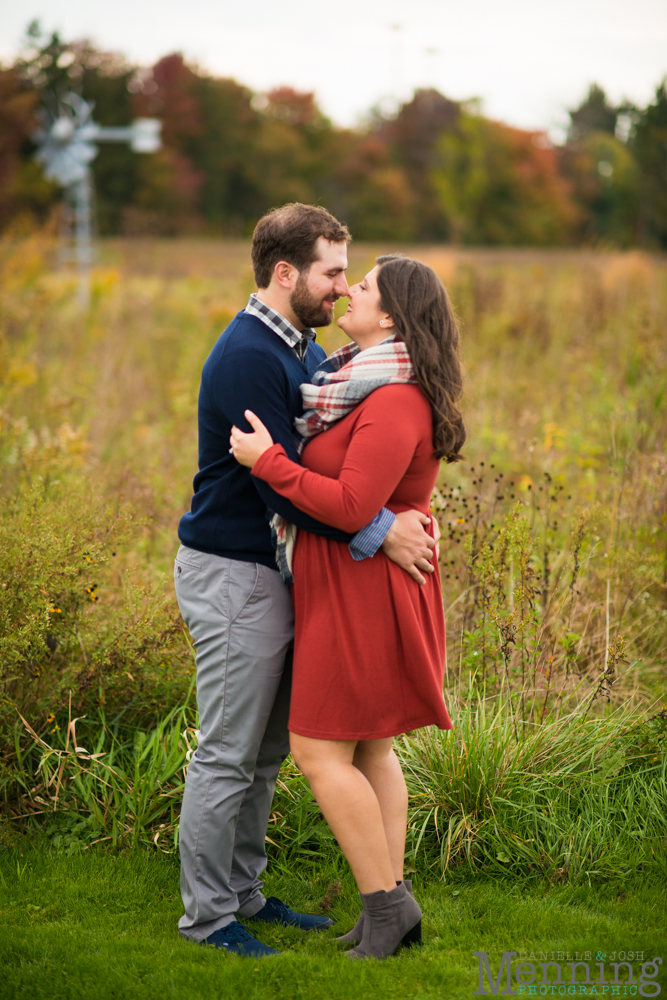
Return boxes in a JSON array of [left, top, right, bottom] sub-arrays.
[[251, 203, 351, 289]]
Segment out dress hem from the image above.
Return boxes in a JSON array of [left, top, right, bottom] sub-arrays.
[[288, 716, 453, 741]]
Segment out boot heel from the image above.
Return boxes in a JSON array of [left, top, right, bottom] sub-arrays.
[[399, 919, 422, 950]]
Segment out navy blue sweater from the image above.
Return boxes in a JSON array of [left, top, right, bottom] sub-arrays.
[[178, 310, 353, 568]]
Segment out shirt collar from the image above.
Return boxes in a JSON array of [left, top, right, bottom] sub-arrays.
[[245, 293, 316, 359]]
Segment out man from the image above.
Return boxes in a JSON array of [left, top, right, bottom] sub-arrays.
[[174, 203, 437, 957]]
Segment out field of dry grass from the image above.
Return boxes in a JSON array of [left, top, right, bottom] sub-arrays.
[[2, 235, 666, 721]]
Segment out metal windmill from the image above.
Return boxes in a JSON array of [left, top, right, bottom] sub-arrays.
[[34, 92, 161, 305]]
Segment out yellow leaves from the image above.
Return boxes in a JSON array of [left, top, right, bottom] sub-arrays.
[[7, 359, 38, 389], [207, 305, 233, 330], [543, 422, 566, 451], [517, 475, 533, 491], [0, 228, 58, 293], [90, 268, 120, 297]]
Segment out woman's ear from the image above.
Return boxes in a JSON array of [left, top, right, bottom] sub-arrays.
[[379, 314, 395, 330]]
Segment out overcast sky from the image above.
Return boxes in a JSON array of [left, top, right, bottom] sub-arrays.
[[2, 0, 666, 137]]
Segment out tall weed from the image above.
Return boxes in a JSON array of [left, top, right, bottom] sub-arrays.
[[400, 698, 667, 883], [8, 695, 666, 886]]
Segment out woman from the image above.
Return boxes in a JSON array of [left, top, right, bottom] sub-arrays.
[[230, 255, 465, 959]]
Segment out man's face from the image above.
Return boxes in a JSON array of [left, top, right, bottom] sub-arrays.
[[290, 237, 349, 329]]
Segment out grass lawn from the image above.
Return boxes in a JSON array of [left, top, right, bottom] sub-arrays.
[[1, 846, 665, 1000]]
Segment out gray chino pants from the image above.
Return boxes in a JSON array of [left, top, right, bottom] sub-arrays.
[[173, 544, 294, 942]]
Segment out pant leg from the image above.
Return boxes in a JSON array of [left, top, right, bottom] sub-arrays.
[[173, 545, 293, 942], [232, 647, 292, 916]]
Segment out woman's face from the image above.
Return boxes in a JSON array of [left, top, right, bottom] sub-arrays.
[[337, 265, 393, 350]]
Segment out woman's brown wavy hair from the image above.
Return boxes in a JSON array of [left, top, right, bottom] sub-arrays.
[[376, 254, 465, 463]]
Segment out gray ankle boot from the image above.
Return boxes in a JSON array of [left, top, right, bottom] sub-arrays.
[[335, 880, 413, 945], [346, 882, 422, 960]]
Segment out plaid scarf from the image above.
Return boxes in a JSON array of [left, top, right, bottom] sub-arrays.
[[294, 335, 415, 440], [271, 335, 415, 583]]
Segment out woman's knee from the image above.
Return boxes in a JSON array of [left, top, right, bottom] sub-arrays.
[[290, 733, 354, 781], [353, 737, 395, 768], [289, 733, 310, 775]]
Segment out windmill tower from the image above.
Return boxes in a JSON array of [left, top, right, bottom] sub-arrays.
[[34, 92, 161, 306]]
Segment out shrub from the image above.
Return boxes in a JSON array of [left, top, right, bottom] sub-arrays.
[[0, 418, 190, 746]]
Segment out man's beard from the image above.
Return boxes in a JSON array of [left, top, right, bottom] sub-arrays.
[[290, 272, 337, 329]]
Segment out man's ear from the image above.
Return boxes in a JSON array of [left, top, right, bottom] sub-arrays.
[[273, 260, 298, 290]]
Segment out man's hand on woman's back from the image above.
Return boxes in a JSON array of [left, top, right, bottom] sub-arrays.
[[381, 510, 438, 585]]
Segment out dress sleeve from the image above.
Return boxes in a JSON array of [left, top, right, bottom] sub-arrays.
[[215, 348, 353, 541], [251, 388, 425, 533]]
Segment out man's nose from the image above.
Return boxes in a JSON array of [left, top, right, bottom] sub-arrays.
[[334, 272, 349, 296]]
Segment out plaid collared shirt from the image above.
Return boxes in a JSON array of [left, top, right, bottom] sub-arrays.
[[245, 293, 316, 361]]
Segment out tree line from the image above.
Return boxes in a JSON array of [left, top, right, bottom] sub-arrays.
[[1, 22, 666, 247]]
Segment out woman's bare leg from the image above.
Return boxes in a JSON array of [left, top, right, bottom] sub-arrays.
[[290, 733, 396, 894], [353, 740, 408, 883]]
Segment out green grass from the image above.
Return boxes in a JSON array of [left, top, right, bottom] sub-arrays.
[[0, 845, 665, 1000]]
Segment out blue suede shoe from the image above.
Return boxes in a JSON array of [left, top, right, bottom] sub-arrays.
[[203, 920, 279, 957], [251, 896, 333, 931]]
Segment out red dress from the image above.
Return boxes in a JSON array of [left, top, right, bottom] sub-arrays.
[[251, 384, 453, 740]]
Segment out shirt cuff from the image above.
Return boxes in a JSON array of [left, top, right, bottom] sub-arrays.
[[348, 508, 396, 561]]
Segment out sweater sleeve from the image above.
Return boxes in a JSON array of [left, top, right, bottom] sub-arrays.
[[251, 388, 424, 533]]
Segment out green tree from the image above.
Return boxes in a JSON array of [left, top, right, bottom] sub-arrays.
[[567, 83, 617, 142], [188, 76, 261, 233], [632, 80, 667, 248], [15, 20, 76, 97], [432, 112, 577, 245], [561, 132, 639, 246], [562, 82, 643, 246]]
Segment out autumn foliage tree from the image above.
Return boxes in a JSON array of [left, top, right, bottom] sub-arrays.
[[0, 68, 45, 229], [1, 24, 665, 247], [377, 89, 459, 241]]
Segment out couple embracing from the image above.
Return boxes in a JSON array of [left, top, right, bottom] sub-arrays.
[[174, 203, 465, 960]]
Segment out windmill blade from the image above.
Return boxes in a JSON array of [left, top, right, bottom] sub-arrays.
[[33, 95, 98, 187]]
